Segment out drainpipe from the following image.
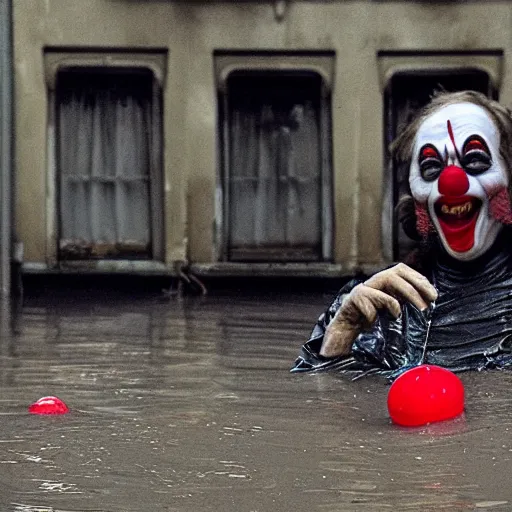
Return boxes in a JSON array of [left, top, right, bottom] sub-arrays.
[[0, 0, 12, 297]]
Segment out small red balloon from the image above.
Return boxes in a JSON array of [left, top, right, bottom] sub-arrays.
[[387, 365, 464, 427], [29, 396, 69, 415]]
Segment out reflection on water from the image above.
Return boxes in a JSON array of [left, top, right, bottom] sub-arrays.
[[0, 290, 512, 511]]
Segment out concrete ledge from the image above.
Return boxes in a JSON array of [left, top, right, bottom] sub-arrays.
[[190, 261, 391, 278], [22, 260, 175, 276], [22, 260, 393, 278]]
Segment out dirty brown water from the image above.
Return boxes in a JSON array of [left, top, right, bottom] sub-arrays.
[[1, 287, 512, 512]]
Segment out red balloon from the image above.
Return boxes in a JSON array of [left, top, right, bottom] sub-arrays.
[[387, 365, 464, 427], [28, 396, 69, 415]]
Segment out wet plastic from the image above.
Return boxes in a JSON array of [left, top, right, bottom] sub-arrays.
[[291, 231, 512, 379], [387, 365, 465, 427], [29, 396, 69, 415]]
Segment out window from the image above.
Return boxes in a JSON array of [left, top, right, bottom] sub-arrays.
[[54, 67, 163, 261], [45, 50, 166, 264], [216, 53, 334, 263]]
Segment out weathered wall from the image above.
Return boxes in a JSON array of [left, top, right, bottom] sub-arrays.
[[11, 0, 512, 272], [0, 0, 12, 294]]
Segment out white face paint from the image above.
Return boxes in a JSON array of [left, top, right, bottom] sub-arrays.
[[409, 102, 508, 261]]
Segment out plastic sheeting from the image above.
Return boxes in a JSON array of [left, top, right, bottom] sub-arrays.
[[292, 230, 512, 381]]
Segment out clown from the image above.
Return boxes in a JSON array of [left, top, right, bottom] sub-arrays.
[[292, 91, 512, 377]]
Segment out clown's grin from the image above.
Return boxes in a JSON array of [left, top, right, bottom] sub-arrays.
[[434, 196, 482, 252]]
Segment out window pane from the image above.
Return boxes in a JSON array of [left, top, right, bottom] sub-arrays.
[[226, 72, 325, 262], [56, 68, 155, 260]]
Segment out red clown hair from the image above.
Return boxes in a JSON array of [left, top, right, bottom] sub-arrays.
[[490, 187, 512, 225]]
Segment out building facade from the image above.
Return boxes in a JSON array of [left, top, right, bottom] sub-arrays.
[[0, 0, 12, 296], [11, 0, 511, 279]]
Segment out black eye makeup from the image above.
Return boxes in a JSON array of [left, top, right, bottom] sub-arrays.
[[460, 135, 492, 175], [418, 144, 443, 181]]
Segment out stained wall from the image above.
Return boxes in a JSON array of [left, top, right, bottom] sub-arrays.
[[12, 0, 512, 274]]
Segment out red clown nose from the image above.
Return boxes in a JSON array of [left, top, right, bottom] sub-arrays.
[[438, 165, 469, 197]]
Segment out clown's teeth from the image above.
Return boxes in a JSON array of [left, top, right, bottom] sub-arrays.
[[440, 201, 473, 216]]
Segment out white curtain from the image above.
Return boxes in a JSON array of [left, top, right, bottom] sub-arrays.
[[58, 73, 151, 256], [229, 99, 321, 250]]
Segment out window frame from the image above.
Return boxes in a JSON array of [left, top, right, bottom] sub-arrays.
[[214, 51, 335, 263], [44, 49, 167, 266]]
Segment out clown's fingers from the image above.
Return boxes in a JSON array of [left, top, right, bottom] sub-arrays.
[[320, 319, 359, 357], [320, 286, 400, 358], [365, 263, 437, 309], [393, 263, 438, 302], [351, 285, 402, 323], [367, 273, 429, 311]]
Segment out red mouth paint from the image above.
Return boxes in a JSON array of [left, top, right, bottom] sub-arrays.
[[435, 196, 480, 253]]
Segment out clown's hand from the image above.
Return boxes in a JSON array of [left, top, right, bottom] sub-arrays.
[[319, 263, 438, 358]]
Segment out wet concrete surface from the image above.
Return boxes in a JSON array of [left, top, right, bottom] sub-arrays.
[[1, 283, 512, 511]]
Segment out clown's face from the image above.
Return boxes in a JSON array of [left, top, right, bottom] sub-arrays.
[[409, 102, 508, 261]]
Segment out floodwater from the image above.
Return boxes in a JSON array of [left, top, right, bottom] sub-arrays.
[[1, 284, 512, 512]]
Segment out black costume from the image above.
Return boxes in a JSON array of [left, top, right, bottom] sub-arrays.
[[292, 230, 512, 379]]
